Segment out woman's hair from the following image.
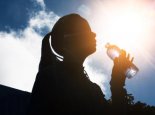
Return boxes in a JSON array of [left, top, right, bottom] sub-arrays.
[[39, 14, 92, 71], [39, 33, 58, 71], [51, 14, 92, 56]]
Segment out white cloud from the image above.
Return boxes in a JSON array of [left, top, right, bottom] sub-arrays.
[[36, 0, 45, 9], [77, 4, 91, 18], [0, 3, 59, 92], [29, 10, 59, 33]]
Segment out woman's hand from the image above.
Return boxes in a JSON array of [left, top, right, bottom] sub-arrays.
[[111, 50, 134, 87]]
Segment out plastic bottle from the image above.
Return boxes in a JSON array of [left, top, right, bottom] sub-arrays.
[[105, 43, 139, 79]]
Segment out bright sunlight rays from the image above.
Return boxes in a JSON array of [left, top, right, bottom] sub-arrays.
[[90, 0, 155, 54]]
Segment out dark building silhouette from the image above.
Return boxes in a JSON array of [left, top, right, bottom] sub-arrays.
[[0, 85, 30, 115]]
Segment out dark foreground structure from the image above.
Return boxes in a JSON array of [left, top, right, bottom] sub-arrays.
[[0, 85, 30, 115], [0, 84, 155, 115]]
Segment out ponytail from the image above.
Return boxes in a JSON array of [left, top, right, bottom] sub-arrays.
[[39, 33, 59, 71]]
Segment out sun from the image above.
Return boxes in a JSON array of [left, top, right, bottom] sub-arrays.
[[102, 8, 146, 51], [89, 0, 155, 54]]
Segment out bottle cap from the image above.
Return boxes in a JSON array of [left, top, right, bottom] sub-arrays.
[[105, 42, 110, 48]]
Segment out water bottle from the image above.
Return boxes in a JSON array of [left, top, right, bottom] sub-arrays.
[[105, 43, 139, 79]]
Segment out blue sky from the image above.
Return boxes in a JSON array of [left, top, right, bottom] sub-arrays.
[[0, 0, 34, 31], [0, 0, 155, 106], [0, 0, 88, 32]]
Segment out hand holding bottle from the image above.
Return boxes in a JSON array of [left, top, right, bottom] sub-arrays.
[[105, 43, 139, 79], [113, 50, 134, 77]]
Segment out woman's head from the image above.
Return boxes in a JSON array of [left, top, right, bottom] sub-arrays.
[[51, 14, 96, 61]]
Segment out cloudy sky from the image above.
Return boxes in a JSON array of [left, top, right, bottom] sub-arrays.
[[0, 0, 155, 106]]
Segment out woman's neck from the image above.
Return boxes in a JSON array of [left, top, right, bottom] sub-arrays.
[[63, 58, 84, 71]]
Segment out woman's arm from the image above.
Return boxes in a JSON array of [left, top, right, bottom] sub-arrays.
[[110, 50, 133, 111]]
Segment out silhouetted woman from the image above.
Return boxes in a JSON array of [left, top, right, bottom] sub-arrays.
[[28, 14, 132, 115]]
